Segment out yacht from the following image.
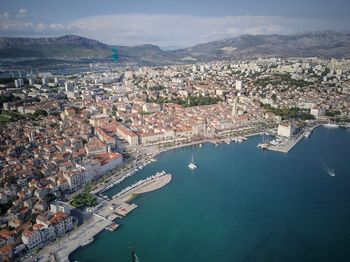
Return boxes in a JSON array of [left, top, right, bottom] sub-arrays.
[[188, 155, 197, 170], [327, 169, 336, 177], [324, 122, 339, 128], [304, 130, 311, 138]]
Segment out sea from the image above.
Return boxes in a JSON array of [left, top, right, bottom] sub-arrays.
[[70, 126, 350, 262]]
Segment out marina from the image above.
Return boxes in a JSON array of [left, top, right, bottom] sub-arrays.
[[71, 127, 350, 262]]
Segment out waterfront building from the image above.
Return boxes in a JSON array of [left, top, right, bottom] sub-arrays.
[[277, 122, 296, 137], [21, 229, 43, 250], [85, 137, 107, 156]]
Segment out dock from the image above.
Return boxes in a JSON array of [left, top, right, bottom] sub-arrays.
[[38, 172, 172, 262], [268, 130, 307, 153]]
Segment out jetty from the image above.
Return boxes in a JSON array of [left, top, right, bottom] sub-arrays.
[[268, 125, 321, 153], [39, 171, 172, 262]]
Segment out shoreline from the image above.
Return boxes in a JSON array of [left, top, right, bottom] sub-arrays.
[[37, 129, 269, 262], [47, 124, 342, 261]]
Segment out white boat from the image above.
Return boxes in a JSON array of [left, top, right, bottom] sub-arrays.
[[81, 238, 94, 246], [327, 169, 336, 177], [323, 123, 339, 128], [257, 143, 269, 150], [320, 156, 336, 177], [188, 155, 197, 170], [304, 131, 311, 138], [257, 134, 269, 150]]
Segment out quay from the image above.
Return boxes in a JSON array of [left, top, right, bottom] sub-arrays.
[[38, 172, 172, 262], [268, 125, 321, 153], [268, 130, 307, 153]]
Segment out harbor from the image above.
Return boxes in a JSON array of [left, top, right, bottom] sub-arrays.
[[70, 127, 350, 262], [38, 171, 172, 262], [265, 124, 322, 153]]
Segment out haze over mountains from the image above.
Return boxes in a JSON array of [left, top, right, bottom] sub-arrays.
[[0, 31, 350, 65]]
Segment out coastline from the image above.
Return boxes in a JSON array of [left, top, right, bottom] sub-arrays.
[[52, 124, 346, 261], [38, 129, 268, 262]]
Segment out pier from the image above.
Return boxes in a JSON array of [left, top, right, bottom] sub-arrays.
[[268, 130, 307, 153], [39, 172, 172, 262], [267, 125, 321, 153]]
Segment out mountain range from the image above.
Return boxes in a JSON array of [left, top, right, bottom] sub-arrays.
[[0, 31, 350, 65]]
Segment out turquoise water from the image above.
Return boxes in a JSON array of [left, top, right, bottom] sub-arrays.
[[71, 127, 350, 262]]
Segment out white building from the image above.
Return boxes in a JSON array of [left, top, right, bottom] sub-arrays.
[[14, 79, 24, 88], [235, 80, 243, 91], [277, 122, 296, 138], [310, 108, 326, 118], [42, 78, 48, 85], [50, 201, 73, 214], [21, 229, 43, 250]]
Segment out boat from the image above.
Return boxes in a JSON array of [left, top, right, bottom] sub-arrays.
[[199, 143, 203, 148], [130, 247, 140, 262], [323, 123, 339, 128], [257, 134, 269, 150], [106, 223, 119, 231], [214, 143, 219, 148], [327, 169, 336, 177], [320, 156, 336, 177], [188, 155, 197, 170], [257, 143, 269, 150], [81, 238, 94, 247], [304, 130, 311, 138]]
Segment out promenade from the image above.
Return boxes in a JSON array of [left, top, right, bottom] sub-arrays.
[[37, 216, 111, 262], [36, 174, 172, 262]]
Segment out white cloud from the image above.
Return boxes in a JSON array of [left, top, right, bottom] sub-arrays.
[[0, 12, 10, 20], [0, 9, 78, 36], [70, 14, 337, 47], [16, 8, 28, 18], [0, 12, 345, 47]]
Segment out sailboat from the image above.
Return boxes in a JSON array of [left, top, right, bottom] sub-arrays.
[[257, 134, 269, 150], [320, 156, 336, 177], [188, 155, 197, 170]]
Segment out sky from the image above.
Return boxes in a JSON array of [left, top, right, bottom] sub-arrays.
[[0, 0, 349, 48]]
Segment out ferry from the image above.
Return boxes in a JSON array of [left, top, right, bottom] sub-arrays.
[[304, 130, 311, 138], [257, 143, 269, 150], [188, 155, 197, 170], [323, 123, 339, 128], [81, 238, 94, 247], [106, 223, 120, 232]]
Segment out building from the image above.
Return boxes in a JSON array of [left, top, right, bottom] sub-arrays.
[[235, 80, 243, 91], [142, 103, 161, 113], [310, 108, 326, 118], [21, 229, 43, 250], [50, 201, 73, 214], [277, 122, 296, 137], [96, 128, 116, 150], [63, 170, 85, 191], [85, 137, 107, 156], [21, 212, 73, 250], [14, 79, 24, 88], [115, 125, 139, 146]]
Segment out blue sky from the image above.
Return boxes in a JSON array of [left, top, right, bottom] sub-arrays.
[[0, 0, 349, 48]]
